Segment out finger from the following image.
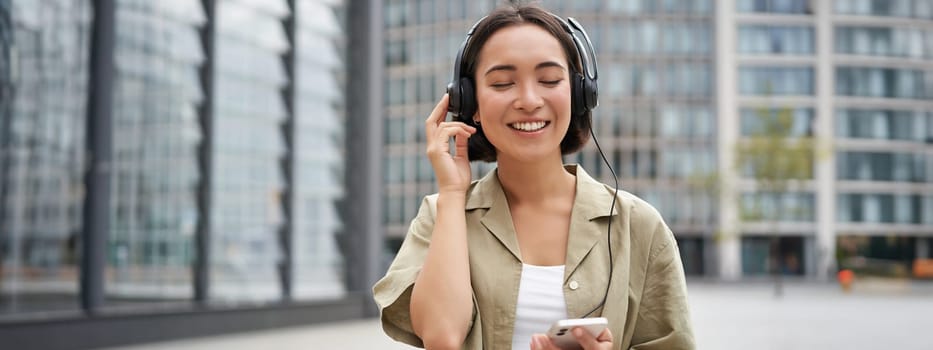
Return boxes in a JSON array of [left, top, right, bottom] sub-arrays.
[[431, 124, 475, 150], [572, 327, 602, 349], [453, 129, 470, 160], [425, 94, 451, 132], [596, 328, 613, 343], [436, 121, 476, 134], [427, 126, 473, 157], [424, 95, 448, 143], [531, 334, 561, 350], [434, 125, 474, 147]]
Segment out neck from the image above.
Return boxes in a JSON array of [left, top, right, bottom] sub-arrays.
[[496, 154, 576, 205]]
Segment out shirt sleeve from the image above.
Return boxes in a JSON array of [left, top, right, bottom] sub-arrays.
[[372, 196, 437, 348], [629, 222, 696, 350]]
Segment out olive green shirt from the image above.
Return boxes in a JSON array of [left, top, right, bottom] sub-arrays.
[[373, 165, 695, 349]]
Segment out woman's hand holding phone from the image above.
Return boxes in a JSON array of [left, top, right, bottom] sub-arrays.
[[425, 94, 476, 196], [530, 318, 613, 350]]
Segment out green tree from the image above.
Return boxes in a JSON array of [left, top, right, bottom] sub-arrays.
[[735, 107, 815, 296]]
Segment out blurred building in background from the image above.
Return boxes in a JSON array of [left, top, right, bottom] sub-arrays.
[[1, 0, 932, 348], [381, 0, 933, 281], [0, 0, 372, 348], [723, 0, 933, 280]]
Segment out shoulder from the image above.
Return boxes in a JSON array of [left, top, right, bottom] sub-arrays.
[[614, 188, 666, 230], [601, 186, 674, 256]]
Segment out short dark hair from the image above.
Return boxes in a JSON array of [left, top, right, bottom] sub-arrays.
[[454, 3, 592, 163]]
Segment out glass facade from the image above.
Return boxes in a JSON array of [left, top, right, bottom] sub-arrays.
[[838, 194, 931, 224], [738, 25, 815, 55], [0, 0, 347, 319], [292, 0, 346, 300], [107, 0, 204, 303], [836, 67, 931, 99], [741, 236, 807, 276], [210, 0, 290, 302], [603, 0, 713, 14], [737, 0, 813, 14], [834, 0, 933, 19], [837, 152, 930, 183], [741, 108, 814, 137], [836, 109, 933, 141], [741, 192, 816, 222], [1, 0, 91, 315], [739, 66, 815, 95], [835, 26, 933, 59], [832, 1, 933, 266]]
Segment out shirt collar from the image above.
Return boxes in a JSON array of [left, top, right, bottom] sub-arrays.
[[465, 164, 618, 221]]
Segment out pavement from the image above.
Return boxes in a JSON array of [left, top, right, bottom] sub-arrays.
[[105, 279, 933, 350]]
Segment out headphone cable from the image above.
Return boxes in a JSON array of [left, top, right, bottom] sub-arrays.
[[579, 126, 619, 318]]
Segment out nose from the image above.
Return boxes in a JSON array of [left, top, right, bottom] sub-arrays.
[[513, 81, 544, 112]]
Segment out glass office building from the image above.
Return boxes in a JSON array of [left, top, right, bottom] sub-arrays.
[[724, 0, 933, 279], [0, 0, 91, 314], [0, 0, 363, 348], [382, 0, 933, 280]]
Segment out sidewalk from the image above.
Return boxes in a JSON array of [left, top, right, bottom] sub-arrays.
[[107, 281, 933, 350], [104, 318, 414, 350]]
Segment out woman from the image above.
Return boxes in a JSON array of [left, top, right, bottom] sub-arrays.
[[373, 4, 694, 350]]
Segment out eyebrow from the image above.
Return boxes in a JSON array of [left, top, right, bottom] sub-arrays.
[[483, 61, 566, 76]]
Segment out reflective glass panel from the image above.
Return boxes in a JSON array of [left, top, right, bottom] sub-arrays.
[[292, 0, 346, 300], [210, 0, 289, 302], [738, 25, 814, 55], [1, 0, 91, 316], [104, 0, 204, 305], [737, 0, 813, 13], [739, 67, 815, 95], [836, 67, 931, 99]]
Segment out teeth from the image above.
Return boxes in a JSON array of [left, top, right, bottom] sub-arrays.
[[510, 121, 547, 131]]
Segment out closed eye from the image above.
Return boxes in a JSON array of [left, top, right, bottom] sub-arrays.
[[490, 82, 514, 89], [541, 79, 563, 86]]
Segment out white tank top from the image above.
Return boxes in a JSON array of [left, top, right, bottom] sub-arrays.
[[511, 264, 568, 350]]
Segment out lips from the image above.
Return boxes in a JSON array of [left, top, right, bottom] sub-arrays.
[[509, 121, 549, 132]]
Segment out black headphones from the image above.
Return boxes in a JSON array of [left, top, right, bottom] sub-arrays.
[[446, 14, 599, 120]]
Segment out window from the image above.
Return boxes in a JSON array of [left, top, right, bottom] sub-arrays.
[[739, 67, 815, 95], [737, 0, 813, 13], [741, 108, 814, 137], [836, 67, 931, 99], [837, 152, 929, 182], [834, 0, 933, 19], [838, 194, 928, 224], [836, 109, 932, 141], [836, 26, 933, 59], [1, 0, 92, 316], [738, 25, 815, 55], [741, 192, 816, 222]]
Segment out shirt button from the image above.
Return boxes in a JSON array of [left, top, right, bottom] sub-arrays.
[[569, 280, 579, 290]]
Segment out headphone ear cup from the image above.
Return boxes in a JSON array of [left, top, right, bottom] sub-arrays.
[[584, 77, 598, 111], [571, 72, 586, 118], [446, 81, 461, 115], [459, 77, 477, 121]]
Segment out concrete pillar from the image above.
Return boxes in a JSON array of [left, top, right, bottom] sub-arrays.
[[814, 0, 838, 280], [715, 0, 741, 280]]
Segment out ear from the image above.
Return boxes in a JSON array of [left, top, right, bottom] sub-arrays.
[[469, 107, 481, 125]]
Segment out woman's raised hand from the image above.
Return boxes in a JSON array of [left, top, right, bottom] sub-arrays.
[[425, 94, 477, 196]]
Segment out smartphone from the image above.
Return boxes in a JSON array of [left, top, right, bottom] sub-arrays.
[[545, 317, 609, 350]]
